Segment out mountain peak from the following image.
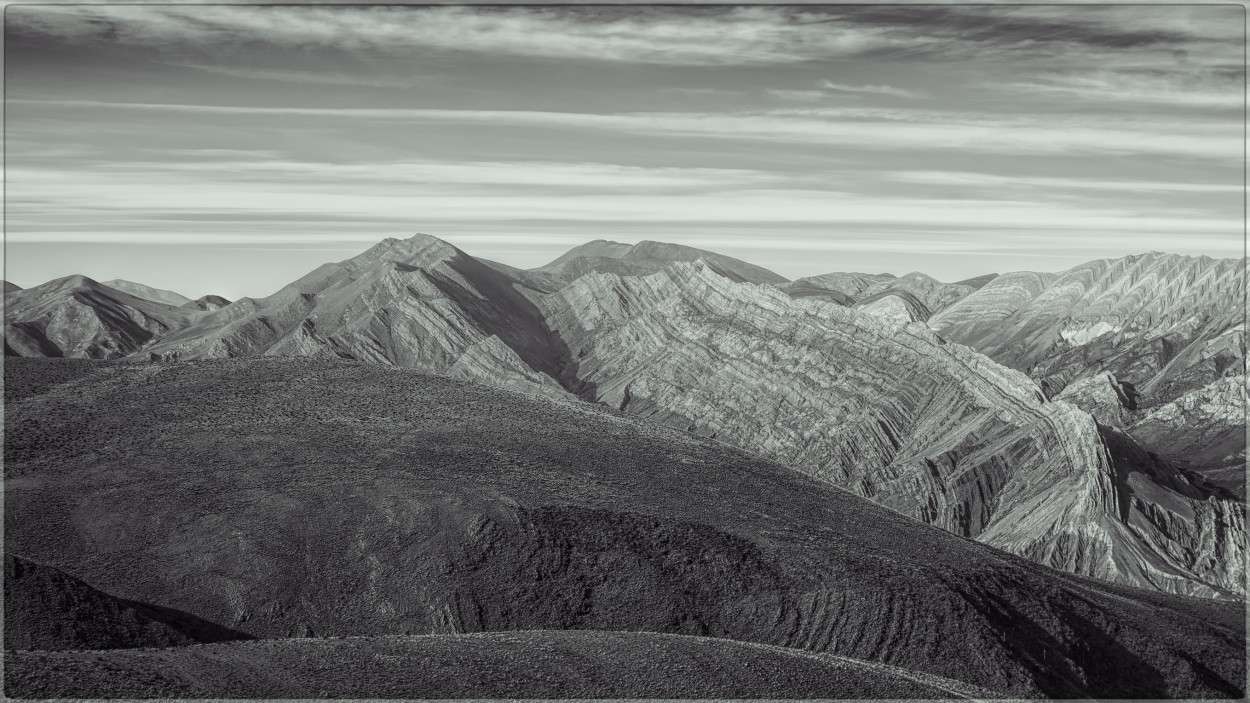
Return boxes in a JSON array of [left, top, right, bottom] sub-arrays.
[[536, 238, 787, 285], [353, 233, 462, 269]]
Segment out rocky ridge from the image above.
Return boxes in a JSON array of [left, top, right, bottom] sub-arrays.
[[4, 275, 197, 359], [137, 235, 572, 401]]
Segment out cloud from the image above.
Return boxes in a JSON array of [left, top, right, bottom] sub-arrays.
[[8, 5, 1239, 69], [890, 171, 1242, 195], [12, 99, 1239, 164], [821, 82, 926, 99], [5, 6, 899, 67]]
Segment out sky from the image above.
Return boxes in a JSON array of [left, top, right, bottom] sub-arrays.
[[4, 4, 1246, 300]]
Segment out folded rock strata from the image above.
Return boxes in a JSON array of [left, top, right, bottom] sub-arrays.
[[540, 261, 1243, 598]]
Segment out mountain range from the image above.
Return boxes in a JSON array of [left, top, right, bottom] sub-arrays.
[[4, 234, 1245, 697], [5, 234, 1244, 602]]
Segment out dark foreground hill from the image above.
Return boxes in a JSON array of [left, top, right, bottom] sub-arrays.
[[4, 358, 1245, 698], [4, 555, 252, 652], [5, 630, 997, 699]]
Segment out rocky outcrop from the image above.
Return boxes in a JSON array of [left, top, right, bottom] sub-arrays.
[[534, 239, 787, 286], [181, 295, 232, 312], [1054, 371, 1141, 427], [137, 234, 573, 402], [540, 261, 1243, 598], [4, 275, 197, 359], [1127, 375, 1247, 497], [101, 279, 193, 307], [5, 357, 1243, 699]]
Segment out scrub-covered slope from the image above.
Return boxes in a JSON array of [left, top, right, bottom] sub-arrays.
[[3, 357, 1243, 699], [5, 631, 998, 700]]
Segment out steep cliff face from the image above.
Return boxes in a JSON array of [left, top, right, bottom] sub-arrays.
[[541, 261, 1243, 598], [534, 239, 787, 286], [5, 358, 1243, 699], [138, 234, 572, 401], [4, 276, 197, 359], [930, 253, 1244, 407]]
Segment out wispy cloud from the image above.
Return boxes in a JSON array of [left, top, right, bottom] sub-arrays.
[[6, 6, 898, 67], [9, 5, 1239, 69], [890, 171, 1243, 195], [821, 81, 926, 99], [11, 99, 1238, 163]]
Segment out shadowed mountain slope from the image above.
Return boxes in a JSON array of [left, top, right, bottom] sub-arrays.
[[4, 275, 197, 359], [3, 281, 22, 295], [4, 357, 1243, 699], [137, 234, 571, 400], [4, 631, 999, 700], [534, 239, 788, 286], [540, 261, 1243, 599], [4, 554, 251, 652], [101, 280, 193, 307]]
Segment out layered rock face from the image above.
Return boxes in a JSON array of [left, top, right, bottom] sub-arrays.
[[4, 275, 197, 359], [930, 253, 1244, 405], [533, 239, 788, 286], [5, 358, 1243, 699], [541, 261, 1243, 598], [931, 253, 1245, 495], [139, 235, 572, 401]]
